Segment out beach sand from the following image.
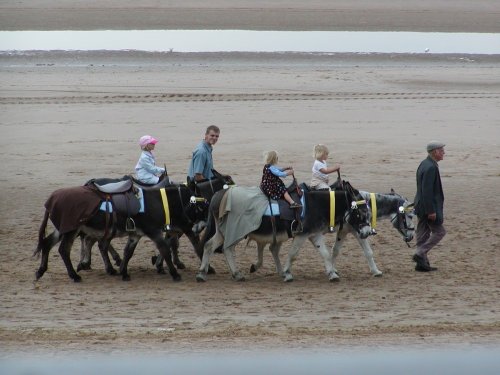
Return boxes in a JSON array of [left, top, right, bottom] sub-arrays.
[[1, 2, 500, 358]]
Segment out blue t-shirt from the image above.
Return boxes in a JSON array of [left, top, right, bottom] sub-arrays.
[[187, 140, 213, 180]]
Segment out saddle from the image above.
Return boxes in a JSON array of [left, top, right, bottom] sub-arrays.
[[85, 176, 141, 233]]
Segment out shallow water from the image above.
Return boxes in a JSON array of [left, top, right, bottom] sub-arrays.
[[1, 30, 499, 54], [1, 348, 500, 375]]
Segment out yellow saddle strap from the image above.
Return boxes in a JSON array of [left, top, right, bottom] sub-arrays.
[[329, 191, 336, 228], [160, 188, 171, 226], [370, 192, 377, 229]]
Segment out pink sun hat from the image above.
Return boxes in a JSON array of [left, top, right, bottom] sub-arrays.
[[139, 135, 158, 147]]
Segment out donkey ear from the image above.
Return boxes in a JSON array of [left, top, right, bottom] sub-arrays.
[[390, 188, 395, 194]]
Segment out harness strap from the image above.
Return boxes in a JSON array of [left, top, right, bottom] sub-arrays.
[[159, 188, 171, 227], [329, 191, 336, 229], [370, 193, 377, 229]]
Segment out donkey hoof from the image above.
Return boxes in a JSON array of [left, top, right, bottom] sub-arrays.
[[175, 261, 186, 270], [77, 263, 91, 272], [233, 273, 245, 282], [328, 272, 340, 282], [249, 264, 257, 273], [122, 274, 131, 281], [72, 275, 82, 283], [283, 273, 294, 283], [196, 272, 207, 282], [373, 271, 383, 277], [171, 273, 182, 282], [156, 267, 166, 275], [208, 266, 216, 274], [106, 267, 117, 276]]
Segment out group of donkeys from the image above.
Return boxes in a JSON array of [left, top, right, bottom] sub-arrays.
[[34, 170, 415, 283]]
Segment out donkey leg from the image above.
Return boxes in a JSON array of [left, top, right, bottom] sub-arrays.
[[58, 232, 81, 282], [107, 243, 122, 267], [185, 229, 216, 274], [119, 236, 140, 281], [97, 239, 117, 275], [309, 233, 339, 282], [356, 236, 383, 276], [331, 229, 347, 275], [250, 242, 264, 273], [283, 234, 308, 282], [169, 234, 185, 270], [269, 242, 284, 277], [196, 229, 224, 282], [153, 233, 181, 282], [223, 245, 245, 281], [35, 230, 61, 280], [77, 234, 93, 271], [153, 253, 166, 274]]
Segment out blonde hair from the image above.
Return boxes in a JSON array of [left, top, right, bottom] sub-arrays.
[[313, 144, 329, 160], [263, 150, 279, 165]]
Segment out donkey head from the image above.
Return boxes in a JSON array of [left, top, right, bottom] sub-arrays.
[[343, 181, 372, 239]]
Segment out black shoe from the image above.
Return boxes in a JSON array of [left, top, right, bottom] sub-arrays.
[[289, 202, 302, 209], [415, 264, 437, 272], [415, 264, 430, 272], [412, 254, 431, 271]]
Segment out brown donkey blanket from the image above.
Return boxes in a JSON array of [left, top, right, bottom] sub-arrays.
[[44, 185, 102, 234]]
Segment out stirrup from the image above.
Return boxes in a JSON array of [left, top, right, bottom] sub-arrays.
[[125, 217, 136, 232], [291, 220, 303, 235]]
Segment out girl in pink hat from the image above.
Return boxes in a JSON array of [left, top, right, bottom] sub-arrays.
[[135, 135, 166, 184]]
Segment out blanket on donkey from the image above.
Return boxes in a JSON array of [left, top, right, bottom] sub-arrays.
[[218, 186, 269, 250], [44, 185, 102, 234]]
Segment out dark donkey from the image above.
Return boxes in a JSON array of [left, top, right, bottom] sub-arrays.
[[35, 182, 206, 282], [78, 169, 234, 274], [196, 180, 372, 282], [150, 169, 235, 273]]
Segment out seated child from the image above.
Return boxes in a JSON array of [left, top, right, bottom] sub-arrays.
[[260, 150, 302, 208], [310, 144, 340, 190], [135, 135, 166, 184]]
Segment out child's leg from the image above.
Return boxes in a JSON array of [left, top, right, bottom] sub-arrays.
[[284, 192, 294, 205]]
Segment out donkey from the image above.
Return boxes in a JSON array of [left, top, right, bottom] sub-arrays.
[[195, 180, 371, 282], [77, 170, 234, 274], [151, 169, 235, 273], [330, 189, 415, 277], [35, 183, 206, 282], [249, 188, 415, 278]]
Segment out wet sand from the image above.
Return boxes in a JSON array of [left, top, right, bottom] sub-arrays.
[[1, 0, 500, 32]]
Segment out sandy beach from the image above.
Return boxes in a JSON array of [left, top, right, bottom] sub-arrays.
[[1, 1, 500, 362]]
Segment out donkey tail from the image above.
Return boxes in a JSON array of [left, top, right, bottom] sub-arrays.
[[34, 210, 50, 256]]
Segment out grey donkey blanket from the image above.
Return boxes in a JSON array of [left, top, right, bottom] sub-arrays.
[[218, 186, 269, 249]]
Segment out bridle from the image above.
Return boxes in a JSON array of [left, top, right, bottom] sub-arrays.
[[342, 182, 370, 235], [163, 185, 208, 231], [390, 202, 415, 246]]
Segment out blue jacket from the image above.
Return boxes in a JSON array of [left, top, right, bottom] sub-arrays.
[[135, 151, 165, 184]]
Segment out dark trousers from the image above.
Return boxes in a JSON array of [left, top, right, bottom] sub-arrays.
[[415, 216, 446, 262]]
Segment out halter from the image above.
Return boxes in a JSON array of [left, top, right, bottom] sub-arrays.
[[338, 181, 370, 235], [160, 186, 208, 232], [390, 203, 415, 246]]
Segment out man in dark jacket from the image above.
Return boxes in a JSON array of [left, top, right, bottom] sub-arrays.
[[412, 141, 446, 272]]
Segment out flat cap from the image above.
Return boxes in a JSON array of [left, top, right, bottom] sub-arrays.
[[427, 140, 445, 152]]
